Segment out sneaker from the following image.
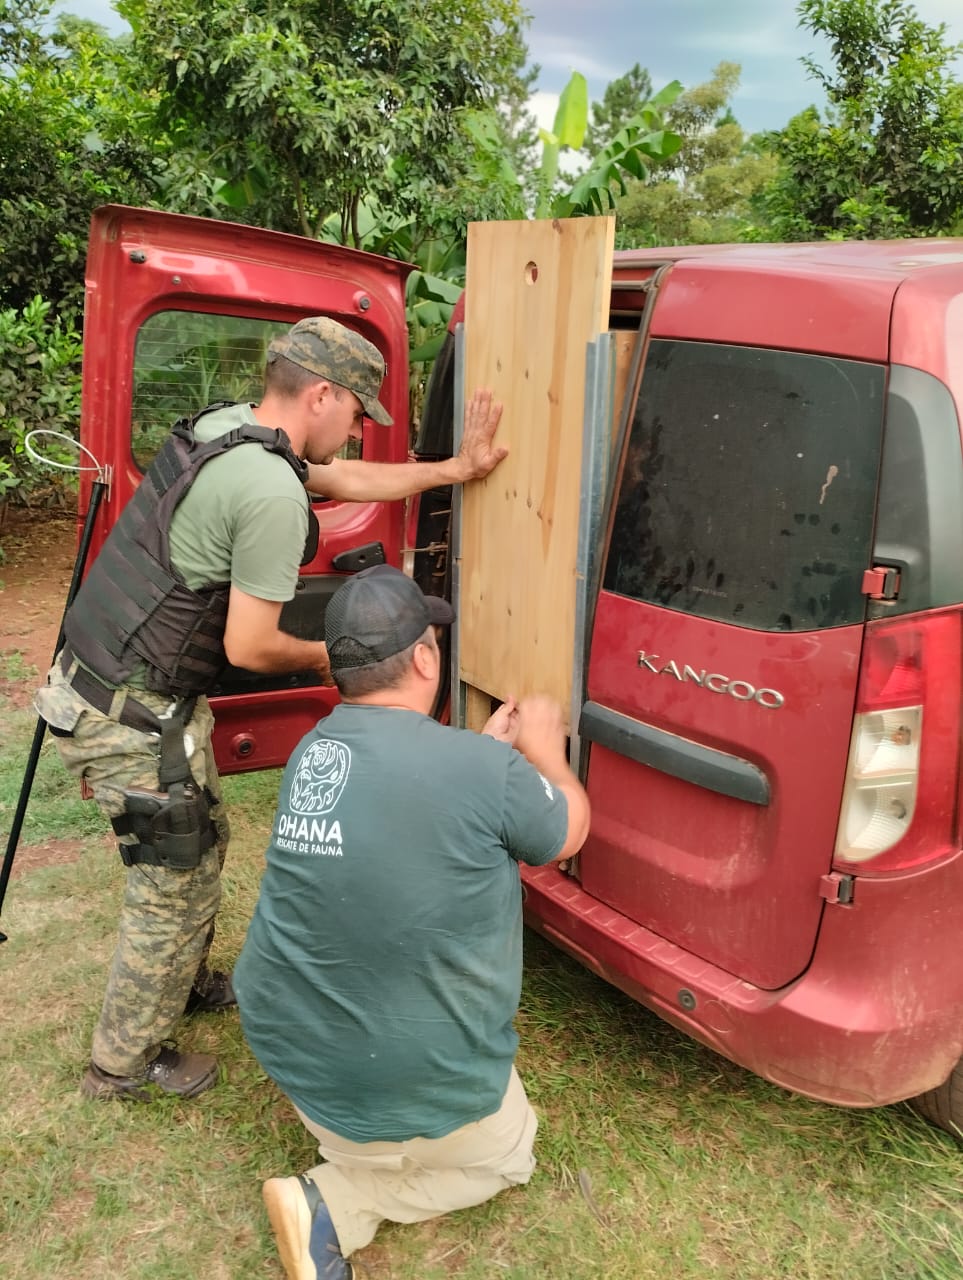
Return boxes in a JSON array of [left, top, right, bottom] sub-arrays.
[[81, 1045, 218, 1102], [262, 1175, 353, 1280], [184, 969, 237, 1015]]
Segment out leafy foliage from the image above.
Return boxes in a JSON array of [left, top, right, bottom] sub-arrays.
[[613, 64, 778, 247], [116, 0, 533, 243], [0, 3, 161, 317], [476, 71, 684, 221], [553, 79, 684, 218], [584, 62, 653, 157], [0, 297, 83, 508], [760, 0, 963, 239]]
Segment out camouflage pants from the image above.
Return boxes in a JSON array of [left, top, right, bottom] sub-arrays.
[[35, 656, 231, 1076]]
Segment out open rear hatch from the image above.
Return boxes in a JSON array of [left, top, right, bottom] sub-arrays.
[[79, 205, 413, 771]]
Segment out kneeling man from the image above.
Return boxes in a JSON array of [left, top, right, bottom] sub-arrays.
[[235, 565, 590, 1280]]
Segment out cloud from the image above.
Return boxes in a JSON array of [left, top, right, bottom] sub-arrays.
[[529, 35, 623, 83], [528, 90, 561, 136]]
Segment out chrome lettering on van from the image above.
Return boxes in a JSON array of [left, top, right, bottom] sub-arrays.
[[636, 652, 785, 709]]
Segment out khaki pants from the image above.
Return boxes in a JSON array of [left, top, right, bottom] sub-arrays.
[[296, 1066, 538, 1257]]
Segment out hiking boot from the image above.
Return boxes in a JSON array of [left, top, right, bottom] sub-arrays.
[[263, 1175, 353, 1280], [184, 969, 237, 1015], [81, 1045, 219, 1102]]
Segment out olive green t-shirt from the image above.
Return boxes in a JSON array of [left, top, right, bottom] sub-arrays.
[[235, 704, 570, 1142], [169, 402, 308, 598]]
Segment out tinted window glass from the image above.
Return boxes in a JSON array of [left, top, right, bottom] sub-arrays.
[[604, 341, 885, 630], [131, 311, 362, 473]]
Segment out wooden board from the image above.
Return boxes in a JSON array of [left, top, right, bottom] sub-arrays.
[[459, 217, 615, 723], [610, 330, 637, 450]]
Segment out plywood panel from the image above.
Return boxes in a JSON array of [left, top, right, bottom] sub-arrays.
[[460, 217, 615, 722], [610, 330, 637, 450]]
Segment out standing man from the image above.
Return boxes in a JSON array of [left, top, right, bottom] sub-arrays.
[[34, 316, 506, 1102], [234, 565, 591, 1280]]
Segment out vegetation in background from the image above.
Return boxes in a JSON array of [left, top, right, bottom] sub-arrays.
[[612, 63, 778, 247], [0, 297, 82, 513], [114, 0, 533, 243], [760, 0, 963, 239], [584, 62, 653, 157], [0, 0, 160, 318]]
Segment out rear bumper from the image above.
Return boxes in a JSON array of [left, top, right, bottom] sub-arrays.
[[520, 852, 963, 1107]]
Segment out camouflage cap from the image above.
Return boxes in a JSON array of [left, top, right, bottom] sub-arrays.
[[268, 316, 393, 425]]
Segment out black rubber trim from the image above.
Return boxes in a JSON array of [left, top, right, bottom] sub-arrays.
[[580, 701, 771, 806]]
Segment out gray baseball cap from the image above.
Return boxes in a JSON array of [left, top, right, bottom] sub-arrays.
[[268, 316, 393, 425], [326, 565, 454, 672]]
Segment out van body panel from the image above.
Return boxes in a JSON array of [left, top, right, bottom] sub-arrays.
[[646, 258, 896, 359], [78, 205, 413, 772], [522, 845, 963, 1106], [582, 594, 863, 988], [889, 270, 963, 423]]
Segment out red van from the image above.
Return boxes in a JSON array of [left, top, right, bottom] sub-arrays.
[[78, 207, 963, 1140]]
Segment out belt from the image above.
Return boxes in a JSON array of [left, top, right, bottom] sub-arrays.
[[60, 647, 165, 735]]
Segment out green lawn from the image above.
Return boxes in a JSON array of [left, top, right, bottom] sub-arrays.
[[1, 672, 960, 1280]]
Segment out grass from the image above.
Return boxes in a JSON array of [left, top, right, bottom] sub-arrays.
[[1, 690, 961, 1280]]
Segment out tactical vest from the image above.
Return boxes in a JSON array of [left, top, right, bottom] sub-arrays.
[[63, 405, 316, 697]]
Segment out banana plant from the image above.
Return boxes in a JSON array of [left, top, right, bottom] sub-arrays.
[[535, 73, 684, 217]]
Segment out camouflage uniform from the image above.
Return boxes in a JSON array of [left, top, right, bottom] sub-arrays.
[[35, 654, 230, 1076], [35, 316, 393, 1085]]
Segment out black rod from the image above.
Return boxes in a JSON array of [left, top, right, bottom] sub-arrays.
[[0, 476, 109, 941]]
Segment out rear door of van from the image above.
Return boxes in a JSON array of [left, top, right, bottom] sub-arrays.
[[78, 205, 413, 774], [580, 255, 894, 989]]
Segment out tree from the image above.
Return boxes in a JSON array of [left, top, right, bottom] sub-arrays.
[[115, 0, 534, 245], [760, 0, 963, 239], [0, 1, 161, 316], [584, 62, 652, 155], [612, 63, 777, 247]]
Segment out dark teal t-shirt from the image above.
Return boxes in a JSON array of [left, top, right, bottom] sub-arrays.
[[234, 703, 569, 1142]]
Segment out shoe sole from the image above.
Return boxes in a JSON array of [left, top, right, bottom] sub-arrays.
[[80, 1060, 218, 1102], [263, 1177, 315, 1280], [80, 1071, 151, 1102]]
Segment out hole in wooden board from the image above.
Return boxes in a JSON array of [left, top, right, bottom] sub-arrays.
[[524, 261, 539, 285]]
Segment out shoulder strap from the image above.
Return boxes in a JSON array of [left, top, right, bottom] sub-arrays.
[[171, 407, 308, 484]]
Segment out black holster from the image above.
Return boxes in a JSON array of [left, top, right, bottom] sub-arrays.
[[110, 698, 216, 870]]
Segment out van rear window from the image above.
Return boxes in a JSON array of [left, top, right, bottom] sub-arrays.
[[130, 310, 363, 474], [603, 341, 885, 631]]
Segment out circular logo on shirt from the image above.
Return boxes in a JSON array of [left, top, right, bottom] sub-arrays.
[[289, 738, 351, 815]]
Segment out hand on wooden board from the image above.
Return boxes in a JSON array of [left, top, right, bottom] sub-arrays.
[[513, 695, 567, 769], [457, 388, 507, 481], [482, 696, 519, 744]]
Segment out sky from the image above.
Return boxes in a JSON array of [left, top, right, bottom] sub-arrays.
[[57, 0, 963, 136]]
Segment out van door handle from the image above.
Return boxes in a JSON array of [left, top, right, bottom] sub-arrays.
[[331, 542, 387, 573], [580, 701, 771, 805]]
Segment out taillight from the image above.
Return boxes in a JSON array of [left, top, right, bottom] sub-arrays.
[[834, 612, 962, 874]]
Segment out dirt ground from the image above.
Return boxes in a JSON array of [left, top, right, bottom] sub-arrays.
[[0, 506, 77, 705], [1, 507, 86, 880]]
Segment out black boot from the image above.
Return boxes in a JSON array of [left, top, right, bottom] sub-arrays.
[[184, 969, 237, 1015]]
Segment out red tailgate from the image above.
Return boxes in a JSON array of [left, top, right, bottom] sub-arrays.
[[580, 258, 893, 989], [582, 600, 862, 988], [78, 205, 413, 772]]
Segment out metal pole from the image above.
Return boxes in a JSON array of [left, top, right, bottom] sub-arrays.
[[0, 475, 109, 941], [450, 322, 467, 729], [570, 334, 615, 780]]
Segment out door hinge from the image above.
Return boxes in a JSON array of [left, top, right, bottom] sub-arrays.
[[861, 565, 901, 601], [819, 872, 855, 905]]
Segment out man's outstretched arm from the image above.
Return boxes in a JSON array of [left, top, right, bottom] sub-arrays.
[[304, 388, 506, 501]]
